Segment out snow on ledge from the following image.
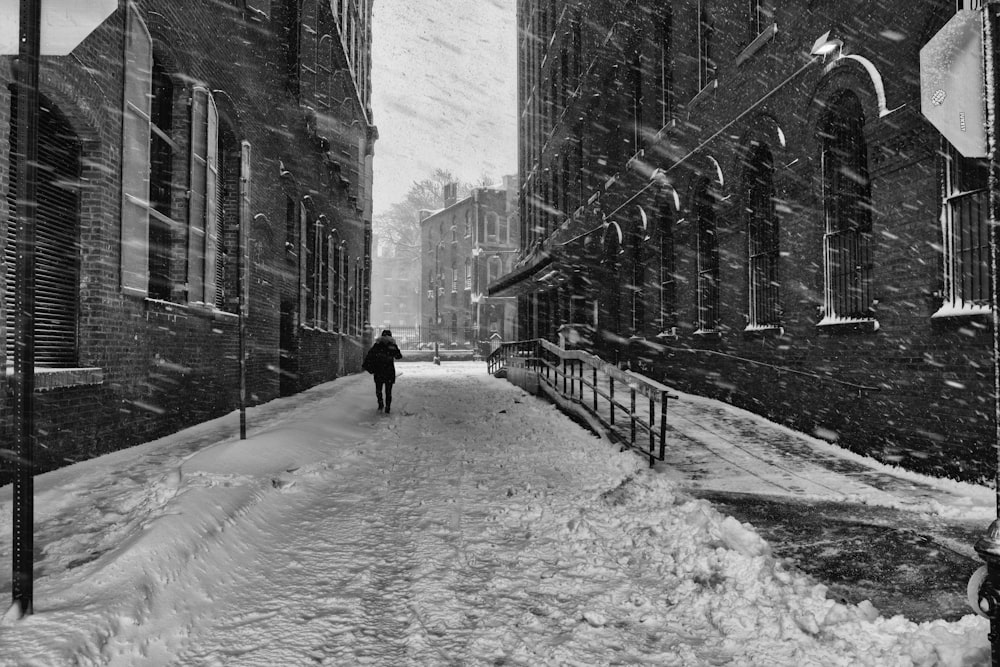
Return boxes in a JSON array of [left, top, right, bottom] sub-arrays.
[[816, 315, 880, 330], [931, 301, 992, 319]]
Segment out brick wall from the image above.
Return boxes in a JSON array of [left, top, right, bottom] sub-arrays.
[[518, 0, 994, 482], [0, 0, 374, 483]]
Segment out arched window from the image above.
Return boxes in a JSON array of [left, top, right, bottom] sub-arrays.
[[602, 222, 623, 331], [6, 95, 81, 366], [695, 180, 719, 332], [745, 142, 779, 328], [821, 89, 873, 321], [317, 34, 334, 108]]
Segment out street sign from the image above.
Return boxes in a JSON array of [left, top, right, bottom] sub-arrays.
[[920, 9, 987, 158], [0, 0, 118, 56]]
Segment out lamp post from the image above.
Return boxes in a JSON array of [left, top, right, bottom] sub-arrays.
[[433, 240, 442, 365]]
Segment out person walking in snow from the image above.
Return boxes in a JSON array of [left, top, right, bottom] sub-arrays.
[[362, 329, 403, 413]]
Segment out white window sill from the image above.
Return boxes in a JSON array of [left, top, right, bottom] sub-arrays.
[[743, 324, 783, 337], [692, 328, 721, 338], [816, 316, 880, 333], [5, 365, 105, 391], [735, 23, 778, 67], [931, 302, 991, 319], [690, 79, 718, 108]]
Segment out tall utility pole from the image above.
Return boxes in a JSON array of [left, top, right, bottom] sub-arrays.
[[11, 0, 41, 618]]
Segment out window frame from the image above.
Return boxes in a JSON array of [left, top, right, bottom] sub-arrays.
[[695, 182, 720, 334], [935, 141, 990, 316], [819, 90, 875, 325], [744, 143, 781, 330]]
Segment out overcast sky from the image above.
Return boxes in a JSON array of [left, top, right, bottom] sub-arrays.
[[371, 0, 518, 215]]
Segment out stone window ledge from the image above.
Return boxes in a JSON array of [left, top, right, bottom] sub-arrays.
[[736, 23, 778, 67], [5, 365, 105, 392]]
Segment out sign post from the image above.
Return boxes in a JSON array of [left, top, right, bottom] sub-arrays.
[[10, 0, 42, 619], [3, 0, 118, 619]]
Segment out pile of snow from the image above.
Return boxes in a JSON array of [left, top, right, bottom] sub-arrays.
[[0, 362, 990, 665]]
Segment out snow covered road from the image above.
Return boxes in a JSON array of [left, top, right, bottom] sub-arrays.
[[0, 362, 991, 665]]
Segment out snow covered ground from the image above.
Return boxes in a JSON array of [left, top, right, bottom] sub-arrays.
[[0, 362, 991, 665]]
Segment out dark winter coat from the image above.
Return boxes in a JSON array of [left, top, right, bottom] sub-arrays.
[[362, 335, 402, 384]]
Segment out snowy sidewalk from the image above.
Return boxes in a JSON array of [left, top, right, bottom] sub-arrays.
[[0, 362, 991, 665]]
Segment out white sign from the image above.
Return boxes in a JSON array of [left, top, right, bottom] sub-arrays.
[[920, 9, 987, 158], [0, 0, 119, 56]]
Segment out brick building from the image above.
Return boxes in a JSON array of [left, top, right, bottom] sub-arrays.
[[496, 0, 994, 481], [370, 232, 421, 333], [0, 0, 375, 480], [421, 178, 519, 348]]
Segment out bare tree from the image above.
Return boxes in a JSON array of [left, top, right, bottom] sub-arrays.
[[374, 169, 475, 261]]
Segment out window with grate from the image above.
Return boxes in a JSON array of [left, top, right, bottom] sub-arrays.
[[631, 224, 645, 334], [748, 0, 773, 41], [630, 49, 643, 150], [821, 89, 873, 321], [658, 7, 674, 128], [695, 181, 719, 332], [745, 142, 780, 329], [602, 222, 623, 332], [281, 0, 301, 96], [939, 141, 989, 312], [656, 202, 676, 331], [6, 93, 81, 367], [698, 0, 716, 89]]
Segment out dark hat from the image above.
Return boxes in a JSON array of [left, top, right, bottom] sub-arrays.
[[380, 329, 392, 337]]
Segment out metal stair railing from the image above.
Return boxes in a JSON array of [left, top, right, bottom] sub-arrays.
[[489, 338, 678, 467]]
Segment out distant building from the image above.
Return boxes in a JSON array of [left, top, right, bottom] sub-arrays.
[[498, 0, 994, 482], [421, 178, 519, 348], [0, 0, 375, 480], [370, 232, 421, 333]]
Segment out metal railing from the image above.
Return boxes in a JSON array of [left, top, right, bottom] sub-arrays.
[[488, 339, 678, 467]]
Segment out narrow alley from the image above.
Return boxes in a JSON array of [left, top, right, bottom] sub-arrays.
[[0, 362, 989, 665]]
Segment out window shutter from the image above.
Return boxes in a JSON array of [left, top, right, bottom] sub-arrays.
[[121, 2, 152, 296], [203, 93, 219, 305], [7, 94, 81, 366], [187, 86, 209, 303], [240, 140, 252, 314]]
